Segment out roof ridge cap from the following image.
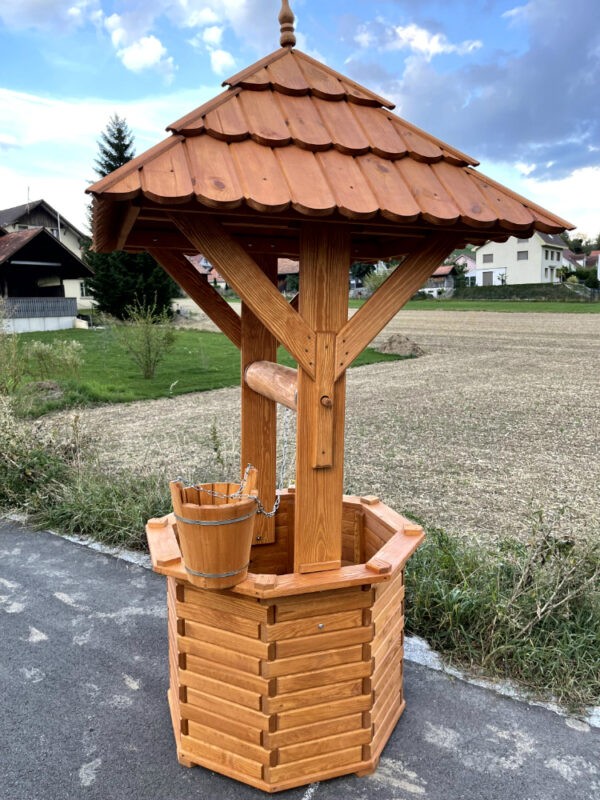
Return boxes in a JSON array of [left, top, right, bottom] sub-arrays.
[[223, 47, 290, 88]]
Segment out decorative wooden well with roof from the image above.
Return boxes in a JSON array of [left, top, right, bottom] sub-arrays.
[[88, 2, 572, 792]]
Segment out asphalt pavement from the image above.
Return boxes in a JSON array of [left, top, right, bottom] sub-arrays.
[[1, 521, 598, 800]]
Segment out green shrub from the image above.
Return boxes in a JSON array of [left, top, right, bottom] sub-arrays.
[[113, 301, 176, 379], [453, 282, 595, 302]]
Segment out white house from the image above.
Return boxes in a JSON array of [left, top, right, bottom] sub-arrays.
[[0, 200, 93, 310], [473, 232, 567, 286]]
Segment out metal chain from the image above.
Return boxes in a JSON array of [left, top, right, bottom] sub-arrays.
[[174, 408, 293, 518]]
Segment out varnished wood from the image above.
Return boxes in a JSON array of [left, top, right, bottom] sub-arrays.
[[150, 496, 410, 791], [294, 223, 349, 573], [149, 248, 242, 349], [244, 360, 298, 411], [242, 254, 278, 545], [170, 213, 316, 376]]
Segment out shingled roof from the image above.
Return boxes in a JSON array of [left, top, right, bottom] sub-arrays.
[[88, 46, 573, 255]]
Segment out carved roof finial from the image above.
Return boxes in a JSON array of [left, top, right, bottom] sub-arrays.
[[279, 0, 296, 48]]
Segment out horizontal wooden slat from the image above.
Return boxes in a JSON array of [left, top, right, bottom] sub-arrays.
[[277, 694, 372, 729], [278, 727, 371, 765], [274, 588, 373, 621], [178, 635, 261, 675], [277, 659, 371, 694], [263, 609, 363, 641], [373, 618, 404, 668], [267, 745, 363, 783], [367, 699, 404, 761], [177, 601, 260, 638], [266, 679, 363, 713], [180, 701, 263, 745], [185, 654, 270, 695], [185, 619, 269, 659], [183, 585, 268, 621], [265, 712, 364, 749], [187, 720, 270, 765], [262, 644, 363, 678], [372, 671, 401, 725], [187, 687, 271, 731], [179, 669, 262, 710], [181, 733, 263, 779], [373, 645, 402, 694], [275, 625, 373, 658]]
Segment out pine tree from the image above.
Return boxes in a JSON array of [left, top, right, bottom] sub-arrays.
[[84, 115, 179, 319], [94, 114, 135, 178]]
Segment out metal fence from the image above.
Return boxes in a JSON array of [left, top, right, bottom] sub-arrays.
[[3, 297, 77, 319]]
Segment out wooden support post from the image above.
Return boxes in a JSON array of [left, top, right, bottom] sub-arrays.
[[294, 223, 350, 573], [148, 248, 242, 349], [241, 255, 278, 545]]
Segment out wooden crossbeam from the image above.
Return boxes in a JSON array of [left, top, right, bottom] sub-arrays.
[[170, 214, 316, 377], [148, 248, 242, 349], [334, 234, 458, 379]]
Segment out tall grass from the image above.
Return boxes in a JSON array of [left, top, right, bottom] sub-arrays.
[[405, 515, 600, 710]]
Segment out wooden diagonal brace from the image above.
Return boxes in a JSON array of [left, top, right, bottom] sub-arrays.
[[170, 213, 316, 377], [148, 247, 242, 349], [334, 234, 459, 379]]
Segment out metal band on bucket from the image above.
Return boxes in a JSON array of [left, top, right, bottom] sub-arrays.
[[174, 510, 256, 526], [184, 562, 250, 579]]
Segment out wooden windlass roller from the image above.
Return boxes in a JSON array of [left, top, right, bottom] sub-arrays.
[[88, 0, 573, 792]]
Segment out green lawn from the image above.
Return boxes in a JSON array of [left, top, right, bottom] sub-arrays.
[[16, 328, 405, 416], [348, 298, 600, 312]]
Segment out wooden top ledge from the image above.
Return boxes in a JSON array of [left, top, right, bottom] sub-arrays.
[[146, 494, 424, 599]]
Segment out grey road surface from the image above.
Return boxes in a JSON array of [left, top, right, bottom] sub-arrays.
[[1, 522, 598, 800]]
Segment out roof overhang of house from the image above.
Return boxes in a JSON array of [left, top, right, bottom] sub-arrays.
[[0, 228, 93, 279]]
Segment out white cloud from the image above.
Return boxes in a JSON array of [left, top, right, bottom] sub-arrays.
[[118, 35, 173, 75], [521, 166, 600, 236], [356, 21, 482, 61], [210, 49, 236, 75], [0, 133, 19, 150], [203, 25, 223, 46]]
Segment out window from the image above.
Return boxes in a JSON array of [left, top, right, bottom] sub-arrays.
[[482, 271, 494, 286], [468, 276, 476, 287], [544, 249, 549, 259], [545, 268, 549, 278], [517, 251, 528, 260], [482, 253, 493, 264], [517, 238, 529, 243], [80, 281, 89, 297]]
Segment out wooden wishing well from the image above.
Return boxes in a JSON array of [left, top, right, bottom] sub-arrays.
[[88, 1, 572, 792]]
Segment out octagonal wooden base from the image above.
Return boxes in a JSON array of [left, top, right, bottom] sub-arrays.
[[147, 491, 424, 793]]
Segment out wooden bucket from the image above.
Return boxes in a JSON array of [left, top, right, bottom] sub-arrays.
[[170, 477, 257, 590]]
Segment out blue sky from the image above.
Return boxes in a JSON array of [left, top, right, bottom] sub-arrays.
[[0, 0, 598, 236]]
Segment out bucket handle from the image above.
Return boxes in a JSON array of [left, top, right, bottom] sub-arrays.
[[174, 510, 257, 526]]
